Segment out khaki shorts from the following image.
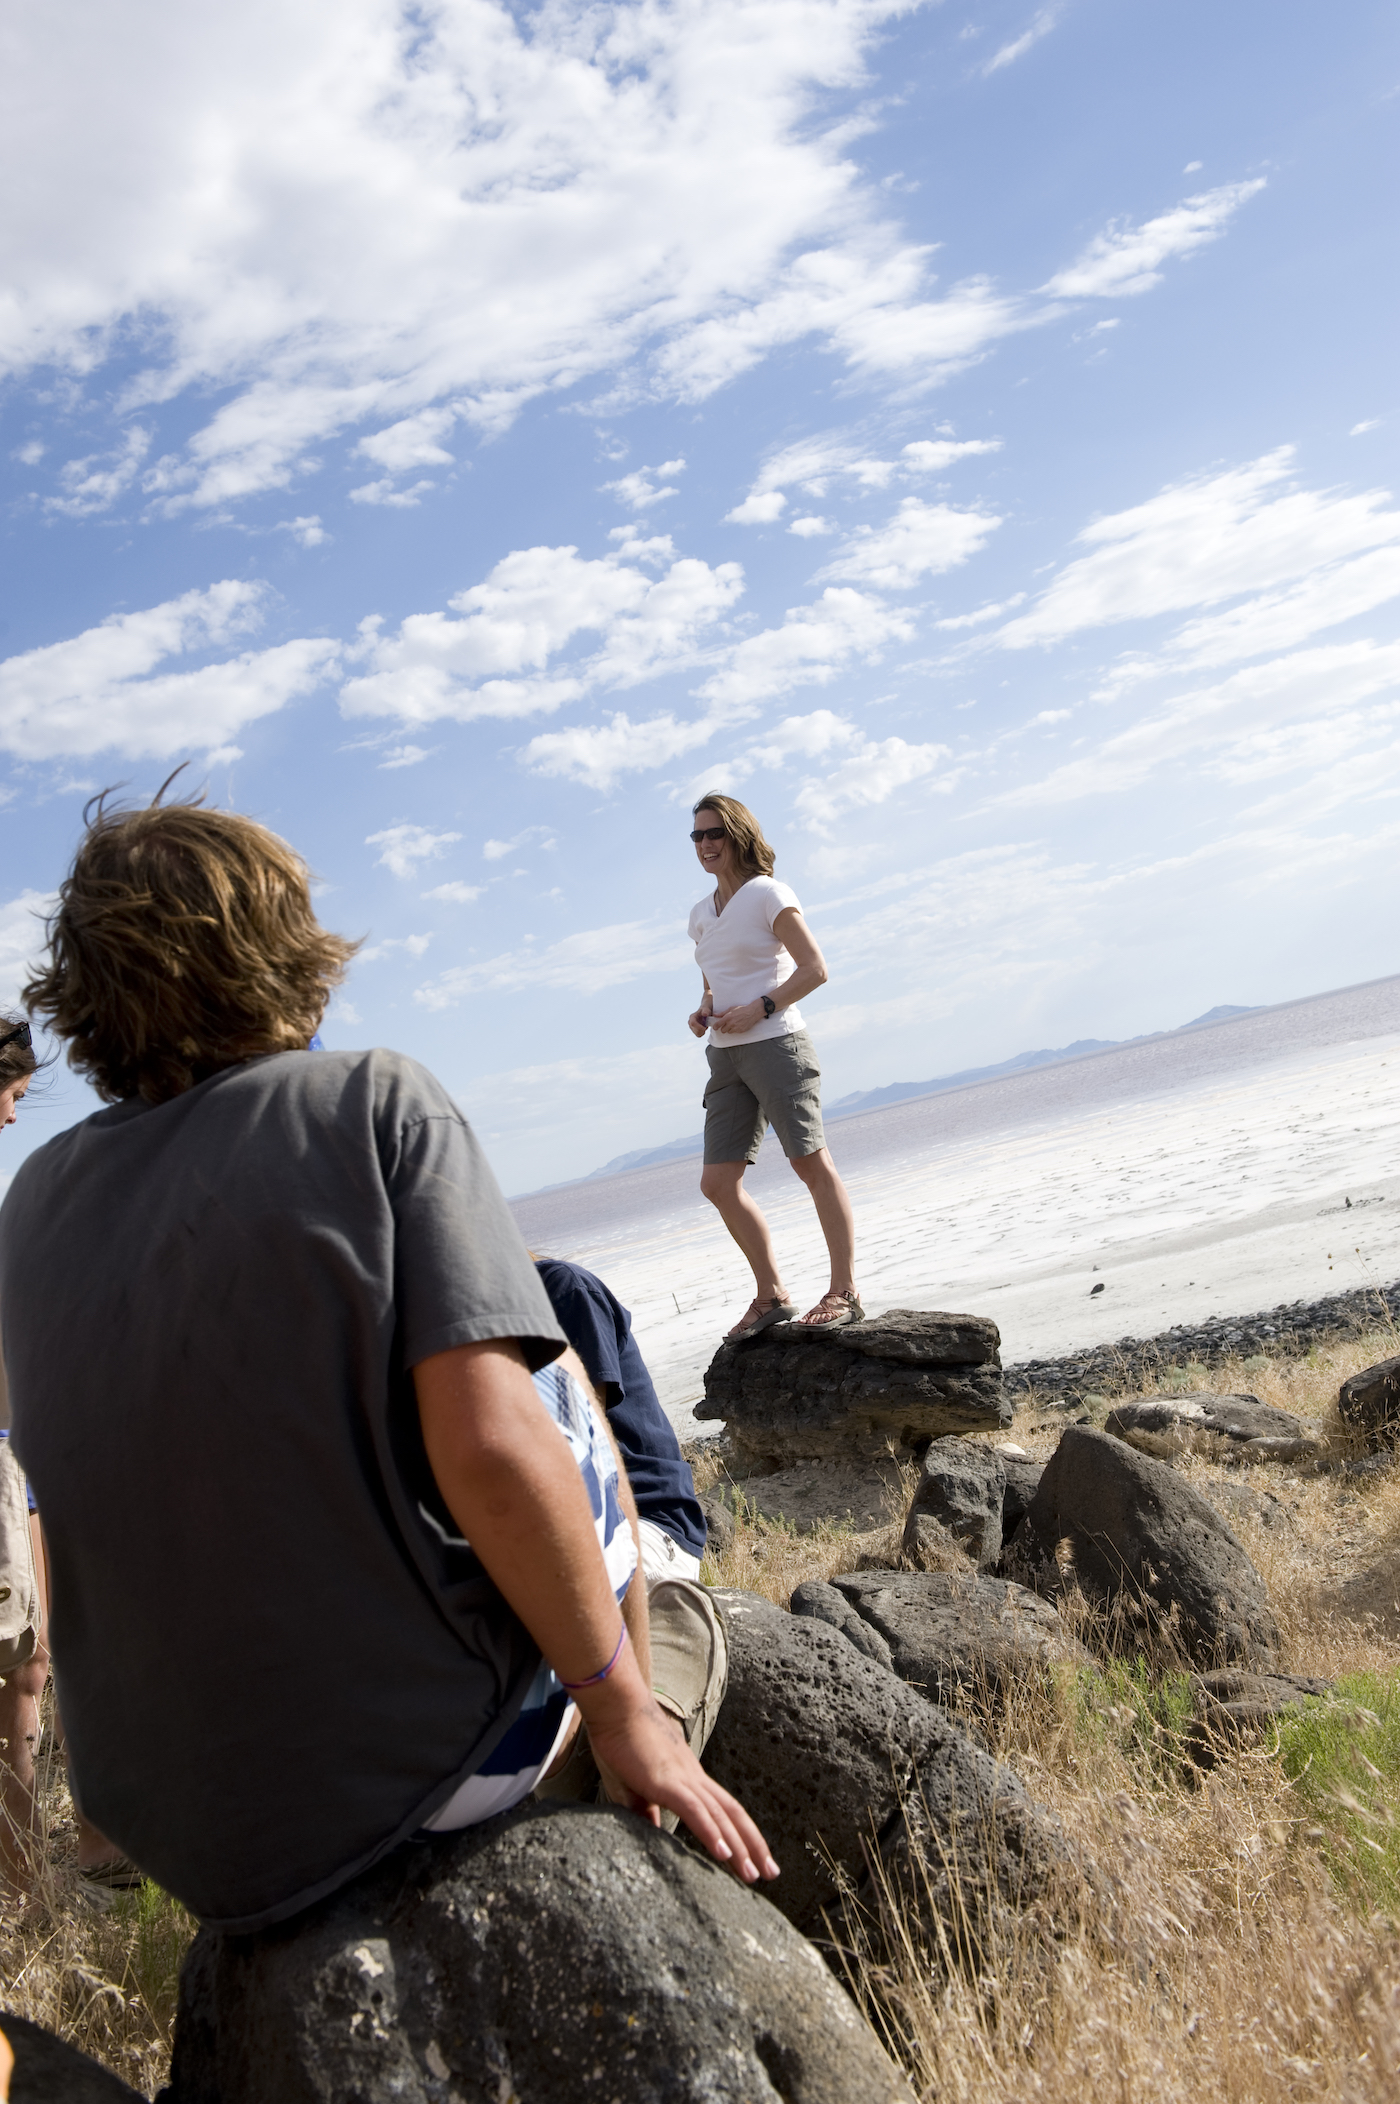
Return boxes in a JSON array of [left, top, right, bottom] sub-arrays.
[[703, 1030, 825, 1164]]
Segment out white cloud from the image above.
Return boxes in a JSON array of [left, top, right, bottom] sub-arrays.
[[0, 582, 338, 759], [998, 449, 1400, 649], [340, 542, 743, 726], [727, 430, 1000, 526], [13, 440, 44, 466], [604, 460, 685, 511], [1351, 420, 1380, 437], [788, 515, 832, 537], [984, 8, 1060, 76], [0, 890, 54, 1008], [355, 407, 458, 472], [358, 931, 433, 963], [483, 826, 555, 860], [697, 586, 914, 711], [523, 708, 722, 791], [349, 477, 436, 508], [794, 732, 952, 821], [46, 425, 151, 516], [415, 916, 691, 1006], [422, 880, 484, 904], [366, 823, 463, 879], [936, 593, 1025, 630], [1043, 180, 1266, 299], [275, 514, 327, 547], [743, 708, 859, 768], [378, 742, 434, 768], [726, 490, 787, 525], [900, 438, 1001, 470], [816, 496, 1001, 590]]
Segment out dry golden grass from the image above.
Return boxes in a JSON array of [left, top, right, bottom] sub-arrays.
[[1, 1328, 1397, 2098]]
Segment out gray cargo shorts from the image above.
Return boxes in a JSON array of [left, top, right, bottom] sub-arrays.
[[702, 1029, 825, 1164]]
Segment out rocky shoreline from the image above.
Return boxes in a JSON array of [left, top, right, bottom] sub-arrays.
[[1004, 1278, 1400, 1404]]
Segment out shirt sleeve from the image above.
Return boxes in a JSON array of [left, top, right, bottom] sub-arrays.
[[765, 879, 802, 927], [379, 1069, 565, 1374]]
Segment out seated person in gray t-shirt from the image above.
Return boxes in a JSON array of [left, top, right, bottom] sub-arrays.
[[0, 792, 774, 1934]]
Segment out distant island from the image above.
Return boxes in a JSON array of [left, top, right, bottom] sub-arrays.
[[567, 1004, 1260, 1186]]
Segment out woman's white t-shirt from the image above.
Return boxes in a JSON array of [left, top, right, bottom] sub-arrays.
[[688, 876, 804, 1048]]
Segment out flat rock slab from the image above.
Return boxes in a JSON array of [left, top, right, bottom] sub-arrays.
[[1104, 1392, 1323, 1463], [732, 1456, 907, 1533], [0, 2013, 143, 2101], [698, 1309, 1009, 1471], [820, 1570, 1091, 1707], [1339, 1355, 1400, 1447], [703, 1590, 1071, 1957], [169, 1803, 914, 2104], [1024, 1425, 1279, 1668]]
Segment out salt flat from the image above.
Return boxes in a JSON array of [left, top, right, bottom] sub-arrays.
[[512, 977, 1400, 1439]]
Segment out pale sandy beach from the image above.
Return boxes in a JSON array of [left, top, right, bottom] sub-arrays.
[[512, 976, 1400, 1440]]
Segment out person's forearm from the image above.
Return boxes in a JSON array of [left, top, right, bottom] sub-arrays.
[[416, 1340, 633, 1690], [771, 962, 824, 1008]]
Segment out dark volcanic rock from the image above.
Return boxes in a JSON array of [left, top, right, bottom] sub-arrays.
[[790, 1579, 895, 1669], [703, 1590, 1070, 1955], [0, 2014, 143, 2101], [1104, 1392, 1322, 1463], [1339, 1355, 1400, 1448], [169, 1802, 914, 2104], [902, 1439, 1006, 1569], [697, 1485, 736, 1556], [1024, 1426, 1279, 1667], [697, 1310, 1010, 1470], [1329, 1546, 1400, 1637], [999, 1455, 1044, 1542], [826, 1570, 1091, 1708], [1187, 1668, 1332, 1768]]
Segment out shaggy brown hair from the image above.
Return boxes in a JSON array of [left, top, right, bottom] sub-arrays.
[[691, 792, 776, 880], [24, 788, 359, 1105]]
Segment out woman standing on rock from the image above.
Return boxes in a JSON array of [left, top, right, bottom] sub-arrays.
[[686, 793, 862, 1339]]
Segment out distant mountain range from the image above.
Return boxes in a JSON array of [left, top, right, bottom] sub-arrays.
[[568, 1004, 1260, 1186]]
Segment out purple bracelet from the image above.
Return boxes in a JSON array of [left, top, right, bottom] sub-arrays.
[[559, 1623, 629, 1691]]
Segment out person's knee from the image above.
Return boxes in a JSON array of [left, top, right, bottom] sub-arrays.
[[787, 1146, 829, 1186], [700, 1164, 741, 1204]]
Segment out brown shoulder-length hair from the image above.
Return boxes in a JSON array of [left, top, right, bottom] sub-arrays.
[[691, 792, 775, 880], [0, 1013, 38, 1092], [24, 784, 359, 1105]]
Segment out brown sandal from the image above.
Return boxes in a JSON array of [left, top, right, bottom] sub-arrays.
[[797, 1290, 865, 1330], [725, 1296, 797, 1341]]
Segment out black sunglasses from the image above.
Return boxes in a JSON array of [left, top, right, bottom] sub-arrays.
[[0, 1021, 31, 1055], [690, 827, 728, 843]]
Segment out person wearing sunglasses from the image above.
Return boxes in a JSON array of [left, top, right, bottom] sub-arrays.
[[686, 794, 862, 1338], [0, 789, 775, 1932]]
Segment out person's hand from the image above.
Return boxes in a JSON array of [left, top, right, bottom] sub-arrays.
[[583, 1688, 779, 1884], [687, 1006, 713, 1038], [711, 1000, 764, 1035]]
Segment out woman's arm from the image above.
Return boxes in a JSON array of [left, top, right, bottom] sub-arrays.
[[415, 1337, 776, 1880], [709, 909, 827, 1036], [687, 971, 714, 1039]]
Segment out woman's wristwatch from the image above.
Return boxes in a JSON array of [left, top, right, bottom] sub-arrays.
[[760, 994, 777, 1019]]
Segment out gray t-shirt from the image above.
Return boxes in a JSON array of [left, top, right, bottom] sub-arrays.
[[0, 1049, 565, 1930]]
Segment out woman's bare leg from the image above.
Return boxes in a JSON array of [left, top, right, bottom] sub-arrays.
[[699, 1163, 788, 1301], [788, 1148, 856, 1298]]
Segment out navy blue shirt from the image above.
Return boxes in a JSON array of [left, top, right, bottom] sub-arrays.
[[534, 1259, 706, 1559]]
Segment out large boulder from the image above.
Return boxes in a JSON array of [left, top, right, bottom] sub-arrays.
[[0, 2014, 143, 2101], [1186, 1668, 1332, 1769], [702, 1590, 1071, 1961], [901, 1440, 1006, 1569], [1104, 1392, 1323, 1464], [168, 1803, 914, 2104], [1338, 1355, 1400, 1449], [697, 1312, 1009, 1471], [1023, 1426, 1279, 1667], [999, 1453, 1044, 1546], [817, 1570, 1092, 1710]]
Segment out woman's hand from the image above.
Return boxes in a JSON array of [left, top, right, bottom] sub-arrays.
[[687, 1006, 713, 1038], [710, 1000, 765, 1035]]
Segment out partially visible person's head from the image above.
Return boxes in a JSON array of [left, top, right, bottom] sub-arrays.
[[24, 784, 359, 1105], [0, 1013, 36, 1132], [690, 794, 775, 881]]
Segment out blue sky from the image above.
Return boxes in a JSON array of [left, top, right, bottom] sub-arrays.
[[2, 0, 1398, 1196]]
